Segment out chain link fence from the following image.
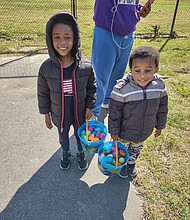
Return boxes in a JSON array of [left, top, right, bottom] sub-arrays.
[[0, 0, 189, 55]]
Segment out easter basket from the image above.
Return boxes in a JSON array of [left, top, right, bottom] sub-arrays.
[[98, 141, 129, 176], [78, 120, 108, 154]]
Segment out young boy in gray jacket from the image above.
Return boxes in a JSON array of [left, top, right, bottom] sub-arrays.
[[108, 46, 168, 178]]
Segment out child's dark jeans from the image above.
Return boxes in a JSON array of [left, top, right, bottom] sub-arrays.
[[58, 123, 82, 152]]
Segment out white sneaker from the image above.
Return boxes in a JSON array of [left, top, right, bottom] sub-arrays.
[[101, 103, 109, 109]]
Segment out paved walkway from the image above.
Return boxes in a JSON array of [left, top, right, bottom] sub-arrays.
[[0, 54, 143, 220]]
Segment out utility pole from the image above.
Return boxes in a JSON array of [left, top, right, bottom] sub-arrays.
[[71, 0, 77, 19], [170, 0, 180, 37]]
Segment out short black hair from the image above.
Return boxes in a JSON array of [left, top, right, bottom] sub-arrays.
[[129, 46, 160, 68]]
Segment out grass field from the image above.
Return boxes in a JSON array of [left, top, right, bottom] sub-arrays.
[[0, 1, 190, 219], [0, 0, 189, 54]]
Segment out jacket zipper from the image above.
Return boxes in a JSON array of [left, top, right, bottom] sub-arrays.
[[58, 60, 65, 132], [138, 87, 147, 142], [73, 66, 80, 128]]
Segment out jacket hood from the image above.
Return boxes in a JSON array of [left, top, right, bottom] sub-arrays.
[[46, 12, 81, 62]]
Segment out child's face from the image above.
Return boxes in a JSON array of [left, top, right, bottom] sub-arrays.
[[52, 23, 74, 58], [130, 57, 159, 87]]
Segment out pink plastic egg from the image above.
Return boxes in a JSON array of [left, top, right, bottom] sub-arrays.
[[100, 152, 105, 157], [111, 146, 116, 152], [88, 126, 94, 132], [95, 131, 100, 138], [99, 133, 106, 140]]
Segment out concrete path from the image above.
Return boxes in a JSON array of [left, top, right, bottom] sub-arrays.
[[0, 54, 143, 220]]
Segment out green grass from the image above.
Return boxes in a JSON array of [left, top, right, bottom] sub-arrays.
[[132, 37, 190, 220], [0, 1, 190, 219], [0, 0, 189, 54], [138, 0, 190, 36]]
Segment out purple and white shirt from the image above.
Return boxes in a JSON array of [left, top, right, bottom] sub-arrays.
[[93, 0, 142, 36]]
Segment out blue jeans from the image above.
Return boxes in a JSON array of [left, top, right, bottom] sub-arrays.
[[92, 26, 134, 117], [58, 123, 82, 152]]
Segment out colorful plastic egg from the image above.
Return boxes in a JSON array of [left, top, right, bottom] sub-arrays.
[[119, 149, 126, 157], [102, 156, 113, 164], [103, 142, 112, 153], [88, 126, 94, 132], [99, 133, 106, 140], [80, 130, 86, 135], [94, 127, 102, 132], [88, 134, 95, 141], [119, 157, 125, 164], [111, 146, 116, 152], [100, 152, 105, 157], [105, 147, 112, 154], [81, 134, 86, 140], [95, 131, 100, 138], [112, 151, 116, 158], [93, 137, 100, 142]]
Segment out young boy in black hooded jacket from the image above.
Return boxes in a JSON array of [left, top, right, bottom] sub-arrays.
[[37, 12, 96, 170]]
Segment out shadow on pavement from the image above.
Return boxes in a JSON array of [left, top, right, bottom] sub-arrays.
[[0, 135, 130, 220]]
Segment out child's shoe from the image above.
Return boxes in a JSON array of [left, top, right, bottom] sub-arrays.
[[77, 151, 88, 170], [118, 165, 128, 178], [60, 150, 72, 170], [127, 164, 138, 179]]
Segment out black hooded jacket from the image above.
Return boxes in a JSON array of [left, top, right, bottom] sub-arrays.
[[37, 12, 96, 130]]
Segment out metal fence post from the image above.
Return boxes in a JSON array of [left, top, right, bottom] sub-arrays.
[[71, 0, 77, 19], [170, 0, 180, 37]]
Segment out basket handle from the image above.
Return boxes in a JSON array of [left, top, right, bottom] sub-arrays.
[[86, 119, 88, 141], [115, 141, 119, 168]]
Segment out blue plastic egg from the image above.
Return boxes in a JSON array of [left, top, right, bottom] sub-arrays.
[[102, 156, 113, 164], [80, 130, 86, 135], [94, 127, 102, 132]]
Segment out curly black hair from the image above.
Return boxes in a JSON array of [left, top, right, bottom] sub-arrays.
[[129, 46, 160, 68]]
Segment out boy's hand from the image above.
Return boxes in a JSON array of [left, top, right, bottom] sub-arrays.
[[111, 134, 118, 142], [85, 108, 93, 120], [138, 4, 151, 18], [154, 129, 162, 137], [45, 114, 53, 129]]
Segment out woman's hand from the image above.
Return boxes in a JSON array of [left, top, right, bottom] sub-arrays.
[[138, 4, 151, 18]]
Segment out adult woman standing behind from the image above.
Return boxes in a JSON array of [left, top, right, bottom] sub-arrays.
[[92, 0, 151, 122]]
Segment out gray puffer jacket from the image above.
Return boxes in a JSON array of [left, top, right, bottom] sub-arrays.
[[37, 13, 96, 130], [108, 73, 168, 143]]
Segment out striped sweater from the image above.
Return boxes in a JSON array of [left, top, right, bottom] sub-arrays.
[[108, 73, 168, 143]]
